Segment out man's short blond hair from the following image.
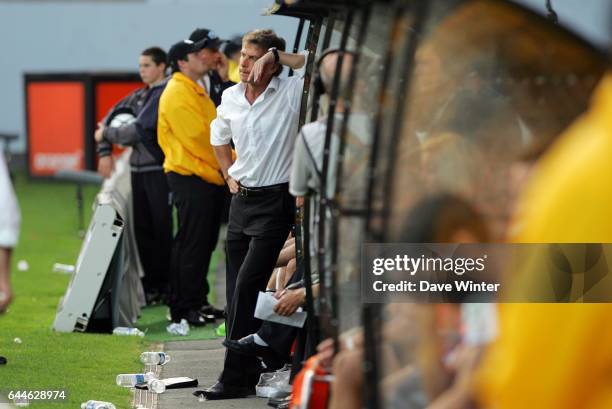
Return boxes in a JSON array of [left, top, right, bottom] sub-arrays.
[[243, 29, 286, 53], [243, 29, 286, 77]]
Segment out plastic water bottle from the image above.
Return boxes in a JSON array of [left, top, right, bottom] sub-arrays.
[[116, 371, 157, 387], [140, 351, 171, 365], [81, 401, 117, 409], [112, 327, 145, 337], [52, 263, 75, 274], [148, 378, 166, 394]]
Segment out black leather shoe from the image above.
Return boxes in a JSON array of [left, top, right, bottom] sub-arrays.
[[197, 381, 254, 400], [184, 310, 207, 327], [223, 335, 285, 370], [0, 356, 7, 365], [200, 304, 225, 319]]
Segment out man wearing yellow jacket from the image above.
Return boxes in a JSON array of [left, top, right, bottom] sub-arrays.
[[158, 39, 226, 326], [475, 74, 612, 409]]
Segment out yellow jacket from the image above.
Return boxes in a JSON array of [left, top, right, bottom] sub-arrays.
[[476, 74, 612, 409], [158, 72, 224, 185]]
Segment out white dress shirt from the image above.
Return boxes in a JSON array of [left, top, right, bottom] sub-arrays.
[[210, 50, 309, 188]]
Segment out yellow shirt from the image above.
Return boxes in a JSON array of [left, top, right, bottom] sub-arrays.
[[158, 72, 224, 185], [476, 74, 612, 409], [228, 59, 240, 84]]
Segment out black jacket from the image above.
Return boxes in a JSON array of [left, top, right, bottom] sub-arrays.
[[97, 79, 168, 170], [205, 70, 235, 107]]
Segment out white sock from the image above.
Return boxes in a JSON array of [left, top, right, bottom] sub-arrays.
[[253, 334, 269, 347]]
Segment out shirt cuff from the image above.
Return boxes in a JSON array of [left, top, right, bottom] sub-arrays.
[[289, 186, 308, 197]]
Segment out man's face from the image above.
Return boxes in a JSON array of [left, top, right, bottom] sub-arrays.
[[239, 43, 268, 84], [196, 47, 219, 72], [139, 55, 166, 86], [180, 52, 207, 78]]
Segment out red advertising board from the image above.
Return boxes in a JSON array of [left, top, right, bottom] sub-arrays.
[[27, 82, 85, 176], [25, 73, 142, 178]]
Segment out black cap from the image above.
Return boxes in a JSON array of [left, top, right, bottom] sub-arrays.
[[222, 35, 242, 58], [167, 39, 205, 67], [189, 28, 222, 50]]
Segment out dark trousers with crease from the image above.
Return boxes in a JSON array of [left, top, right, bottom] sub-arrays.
[[220, 185, 294, 387], [131, 170, 172, 295], [167, 172, 225, 320]]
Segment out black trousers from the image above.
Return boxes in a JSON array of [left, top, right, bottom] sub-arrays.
[[220, 185, 295, 387], [131, 170, 172, 295], [167, 172, 225, 320]]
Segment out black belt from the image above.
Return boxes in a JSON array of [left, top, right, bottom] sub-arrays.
[[238, 182, 288, 197]]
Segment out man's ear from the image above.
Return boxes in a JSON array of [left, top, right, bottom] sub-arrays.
[[177, 59, 187, 71]]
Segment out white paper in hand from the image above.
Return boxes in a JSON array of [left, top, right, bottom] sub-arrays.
[[254, 291, 307, 328]]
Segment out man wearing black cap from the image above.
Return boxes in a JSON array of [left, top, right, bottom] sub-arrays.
[[158, 39, 227, 327], [188, 28, 235, 319], [189, 28, 235, 107]]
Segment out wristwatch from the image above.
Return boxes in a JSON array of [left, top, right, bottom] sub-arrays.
[[268, 47, 279, 64]]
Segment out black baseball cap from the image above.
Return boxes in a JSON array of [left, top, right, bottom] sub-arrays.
[[189, 28, 222, 50], [167, 39, 205, 67], [222, 35, 242, 57]]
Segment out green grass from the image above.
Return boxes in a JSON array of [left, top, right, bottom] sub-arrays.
[[0, 174, 143, 409], [135, 249, 223, 342], [136, 305, 219, 342]]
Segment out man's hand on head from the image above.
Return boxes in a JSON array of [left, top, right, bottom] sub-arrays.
[[248, 51, 275, 84]]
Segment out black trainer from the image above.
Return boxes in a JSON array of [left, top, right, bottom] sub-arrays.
[[200, 304, 225, 319]]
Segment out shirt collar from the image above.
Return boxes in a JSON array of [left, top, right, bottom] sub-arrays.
[[238, 76, 280, 105], [257, 76, 280, 103], [267, 76, 280, 92]]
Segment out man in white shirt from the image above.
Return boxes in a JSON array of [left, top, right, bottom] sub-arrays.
[[207, 29, 307, 399]]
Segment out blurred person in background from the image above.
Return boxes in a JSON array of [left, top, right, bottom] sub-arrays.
[[189, 28, 236, 107], [222, 35, 242, 84], [94, 46, 172, 306], [0, 152, 19, 314], [0, 150, 20, 366], [188, 28, 235, 294], [474, 71, 612, 409], [158, 39, 226, 326]]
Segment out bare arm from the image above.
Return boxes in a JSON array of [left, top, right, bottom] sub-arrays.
[[278, 50, 306, 70], [276, 242, 296, 268], [213, 144, 239, 194], [0, 248, 13, 313], [249, 50, 307, 83]]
